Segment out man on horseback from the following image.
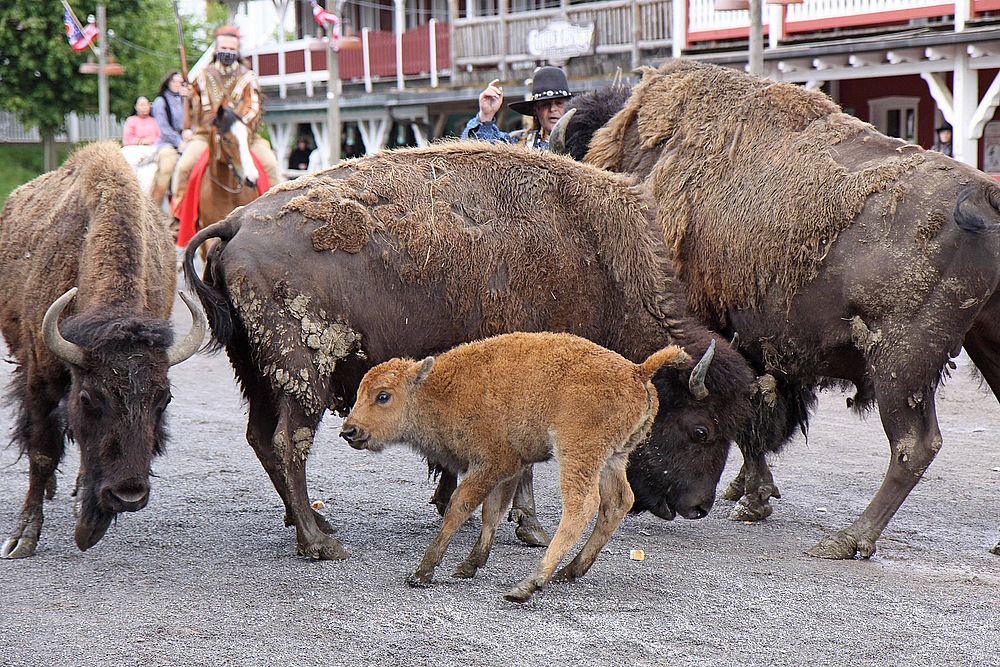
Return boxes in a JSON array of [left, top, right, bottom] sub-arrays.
[[170, 26, 281, 221]]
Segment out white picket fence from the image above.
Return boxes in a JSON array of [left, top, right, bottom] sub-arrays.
[[0, 111, 124, 144]]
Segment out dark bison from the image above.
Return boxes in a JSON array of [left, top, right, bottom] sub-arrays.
[[551, 58, 1000, 558], [183, 141, 753, 560], [0, 142, 206, 558]]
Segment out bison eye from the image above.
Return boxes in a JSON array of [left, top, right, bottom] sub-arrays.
[[375, 391, 391, 405], [79, 390, 91, 407], [693, 425, 710, 443], [78, 389, 101, 416]]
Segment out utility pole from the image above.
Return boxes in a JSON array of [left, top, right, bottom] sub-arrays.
[[748, 0, 763, 77], [97, 5, 110, 139]]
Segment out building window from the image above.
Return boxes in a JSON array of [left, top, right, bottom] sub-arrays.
[[868, 96, 919, 144]]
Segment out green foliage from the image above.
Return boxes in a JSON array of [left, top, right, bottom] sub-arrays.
[[0, 1, 212, 136], [0, 143, 73, 209]]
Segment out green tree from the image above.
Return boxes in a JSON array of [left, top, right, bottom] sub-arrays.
[[0, 1, 210, 170]]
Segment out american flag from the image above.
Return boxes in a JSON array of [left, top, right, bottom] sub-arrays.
[[310, 0, 338, 26], [64, 8, 98, 52]]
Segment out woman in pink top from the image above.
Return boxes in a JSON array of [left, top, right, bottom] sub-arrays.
[[122, 96, 160, 146]]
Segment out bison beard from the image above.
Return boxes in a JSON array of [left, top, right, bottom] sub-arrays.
[[554, 59, 1000, 559], [183, 141, 754, 561]]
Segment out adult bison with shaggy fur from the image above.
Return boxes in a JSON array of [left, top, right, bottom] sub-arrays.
[[0, 142, 206, 558], [552, 58, 1000, 558], [182, 141, 753, 561]]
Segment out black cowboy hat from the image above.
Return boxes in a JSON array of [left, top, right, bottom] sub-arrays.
[[509, 67, 573, 116], [936, 122, 952, 133]]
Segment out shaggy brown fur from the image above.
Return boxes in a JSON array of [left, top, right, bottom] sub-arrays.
[[586, 59, 930, 323], [341, 332, 687, 602], [568, 59, 1000, 560], [0, 142, 202, 558], [277, 141, 670, 323]]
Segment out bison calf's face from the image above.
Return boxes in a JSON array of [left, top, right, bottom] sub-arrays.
[[627, 338, 754, 521], [340, 358, 432, 452]]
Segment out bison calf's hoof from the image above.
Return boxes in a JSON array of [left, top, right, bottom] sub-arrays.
[[406, 572, 434, 588], [991, 541, 1000, 556], [451, 560, 479, 579], [504, 580, 539, 603]]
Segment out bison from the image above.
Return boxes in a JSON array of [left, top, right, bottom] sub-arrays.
[[551, 58, 1000, 558], [341, 332, 688, 602], [182, 141, 754, 560], [0, 142, 206, 558]]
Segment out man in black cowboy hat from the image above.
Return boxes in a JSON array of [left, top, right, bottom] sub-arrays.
[[461, 66, 572, 151]]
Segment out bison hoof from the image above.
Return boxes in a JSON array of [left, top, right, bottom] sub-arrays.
[[297, 536, 349, 561], [729, 496, 773, 522], [407, 571, 434, 588], [514, 519, 551, 547], [504, 580, 538, 603], [550, 565, 578, 584], [312, 509, 336, 535], [991, 541, 1000, 556], [721, 479, 744, 502], [807, 531, 875, 560], [1, 535, 38, 559], [451, 560, 479, 579]]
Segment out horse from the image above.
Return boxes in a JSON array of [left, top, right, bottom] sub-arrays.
[[177, 105, 264, 261]]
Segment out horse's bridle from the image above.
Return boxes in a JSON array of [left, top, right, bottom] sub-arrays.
[[207, 135, 248, 194]]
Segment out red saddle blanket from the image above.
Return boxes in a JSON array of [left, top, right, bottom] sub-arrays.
[[174, 150, 270, 247]]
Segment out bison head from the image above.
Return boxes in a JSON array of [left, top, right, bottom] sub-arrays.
[[628, 335, 754, 520], [42, 288, 206, 551], [340, 356, 434, 452]]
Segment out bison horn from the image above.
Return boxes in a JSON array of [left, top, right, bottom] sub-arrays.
[[43, 287, 86, 367], [688, 339, 716, 400], [548, 108, 576, 155], [166, 292, 208, 366]]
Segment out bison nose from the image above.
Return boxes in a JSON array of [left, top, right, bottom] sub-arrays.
[[339, 424, 369, 449], [679, 503, 711, 520], [103, 480, 150, 513]]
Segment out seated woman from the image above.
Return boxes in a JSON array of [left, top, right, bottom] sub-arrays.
[[122, 96, 160, 147]]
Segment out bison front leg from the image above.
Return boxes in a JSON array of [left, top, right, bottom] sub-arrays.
[[2, 398, 65, 559], [808, 385, 941, 559], [726, 450, 780, 522], [273, 399, 348, 561], [507, 465, 551, 547]]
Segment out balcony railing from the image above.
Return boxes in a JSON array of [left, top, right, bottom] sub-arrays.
[[248, 20, 450, 98], [247, 1, 996, 99]]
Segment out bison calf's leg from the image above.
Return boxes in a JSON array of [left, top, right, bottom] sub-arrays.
[[409, 467, 503, 587], [505, 468, 602, 603], [453, 474, 520, 579], [808, 385, 942, 559], [552, 454, 634, 583], [508, 465, 550, 547]]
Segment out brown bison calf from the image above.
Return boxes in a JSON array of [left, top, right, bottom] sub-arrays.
[[340, 331, 689, 602]]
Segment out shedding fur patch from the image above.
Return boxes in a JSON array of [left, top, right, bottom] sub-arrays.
[[586, 60, 935, 323], [269, 142, 672, 323]]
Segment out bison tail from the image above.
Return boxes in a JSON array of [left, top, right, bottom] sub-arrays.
[[182, 220, 239, 351], [638, 344, 690, 380], [955, 184, 1000, 234]]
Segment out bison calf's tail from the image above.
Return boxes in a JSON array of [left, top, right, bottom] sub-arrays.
[[182, 218, 241, 351], [638, 344, 690, 380]]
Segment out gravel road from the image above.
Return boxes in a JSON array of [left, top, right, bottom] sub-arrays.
[[2, 296, 999, 666]]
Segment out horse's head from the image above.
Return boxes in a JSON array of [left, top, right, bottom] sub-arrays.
[[211, 104, 259, 188]]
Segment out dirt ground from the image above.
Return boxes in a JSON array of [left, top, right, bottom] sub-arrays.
[[1, 296, 998, 666]]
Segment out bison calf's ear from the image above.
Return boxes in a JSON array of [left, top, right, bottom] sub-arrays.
[[414, 357, 434, 384]]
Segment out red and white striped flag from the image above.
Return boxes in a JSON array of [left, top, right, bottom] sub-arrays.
[[310, 0, 338, 26], [64, 8, 98, 52]]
